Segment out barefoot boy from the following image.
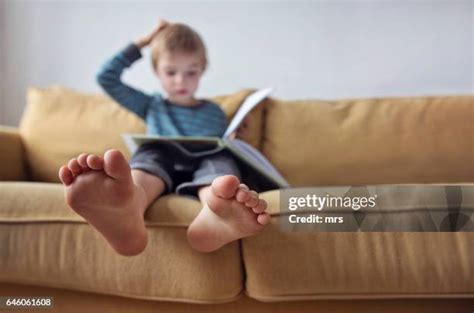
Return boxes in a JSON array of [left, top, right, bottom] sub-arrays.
[[58, 20, 270, 256]]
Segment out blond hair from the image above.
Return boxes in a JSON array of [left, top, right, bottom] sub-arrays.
[[150, 23, 208, 71]]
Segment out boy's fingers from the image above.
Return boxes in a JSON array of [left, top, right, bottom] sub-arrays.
[[158, 19, 169, 30]]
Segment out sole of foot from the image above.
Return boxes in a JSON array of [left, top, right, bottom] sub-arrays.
[[187, 175, 270, 252], [58, 149, 148, 256]]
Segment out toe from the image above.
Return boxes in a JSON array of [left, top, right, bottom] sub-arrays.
[[103, 149, 132, 182], [257, 213, 271, 225], [211, 175, 240, 199], [239, 183, 249, 191], [77, 153, 90, 167], [86, 154, 104, 170], [252, 199, 267, 214], [236, 188, 251, 203], [245, 191, 259, 207], [59, 166, 74, 186], [77, 153, 91, 172], [68, 158, 82, 176]]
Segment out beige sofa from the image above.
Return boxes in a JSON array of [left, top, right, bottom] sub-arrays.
[[0, 86, 473, 312]]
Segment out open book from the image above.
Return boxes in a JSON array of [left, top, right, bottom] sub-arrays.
[[122, 88, 290, 191]]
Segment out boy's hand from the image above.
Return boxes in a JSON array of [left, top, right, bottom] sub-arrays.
[[135, 19, 170, 49]]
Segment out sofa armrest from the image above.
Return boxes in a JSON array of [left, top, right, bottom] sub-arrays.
[[0, 126, 28, 181]]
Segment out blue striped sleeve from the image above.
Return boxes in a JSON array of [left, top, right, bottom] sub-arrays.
[[96, 44, 152, 120]]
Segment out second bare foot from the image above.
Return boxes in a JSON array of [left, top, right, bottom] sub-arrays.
[[187, 175, 270, 252]]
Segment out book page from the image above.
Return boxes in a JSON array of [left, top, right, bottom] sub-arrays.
[[223, 138, 290, 188], [223, 87, 273, 138]]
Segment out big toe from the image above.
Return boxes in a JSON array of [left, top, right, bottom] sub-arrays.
[[103, 149, 132, 182], [211, 175, 240, 199]]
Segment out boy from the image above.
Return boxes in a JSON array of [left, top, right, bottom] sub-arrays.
[[58, 19, 270, 256]]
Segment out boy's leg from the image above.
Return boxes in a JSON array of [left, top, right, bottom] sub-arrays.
[[131, 169, 167, 215], [58, 149, 167, 256]]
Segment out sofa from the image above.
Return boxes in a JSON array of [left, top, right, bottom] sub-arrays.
[[0, 86, 473, 312]]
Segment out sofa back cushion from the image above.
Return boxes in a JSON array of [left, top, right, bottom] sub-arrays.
[[262, 95, 474, 186], [19, 86, 262, 183], [19, 87, 146, 182]]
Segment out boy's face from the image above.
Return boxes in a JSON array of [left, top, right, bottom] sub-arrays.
[[155, 52, 204, 105]]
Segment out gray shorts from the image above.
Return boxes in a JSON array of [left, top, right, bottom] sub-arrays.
[[129, 142, 241, 198]]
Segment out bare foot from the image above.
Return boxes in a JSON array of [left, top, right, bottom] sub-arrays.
[[187, 175, 271, 252], [58, 150, 148, 256]]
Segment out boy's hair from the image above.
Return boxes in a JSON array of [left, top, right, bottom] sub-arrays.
[[150, 23, 208, 71]]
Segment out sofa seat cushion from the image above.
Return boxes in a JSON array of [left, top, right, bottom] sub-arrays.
[[243, 187, 474, 301], [0, 182, 242, 303]]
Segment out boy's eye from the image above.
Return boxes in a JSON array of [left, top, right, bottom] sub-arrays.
[[187, 71, 197, 76], [166, 71, 176, 76]]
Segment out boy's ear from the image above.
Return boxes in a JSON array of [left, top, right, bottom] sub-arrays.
[[151, 59, 161, 77]]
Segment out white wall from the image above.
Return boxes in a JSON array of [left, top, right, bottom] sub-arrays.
[[1, 0, 472, 126], [0, 0, 5, 125]]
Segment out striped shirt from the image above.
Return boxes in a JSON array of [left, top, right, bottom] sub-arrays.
[[96, 44, 228, 137]]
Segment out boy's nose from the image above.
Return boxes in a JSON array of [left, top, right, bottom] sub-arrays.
[[174, 74, 185, 84]]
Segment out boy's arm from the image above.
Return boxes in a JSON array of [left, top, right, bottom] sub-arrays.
[[96, 44, 152, 120]]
